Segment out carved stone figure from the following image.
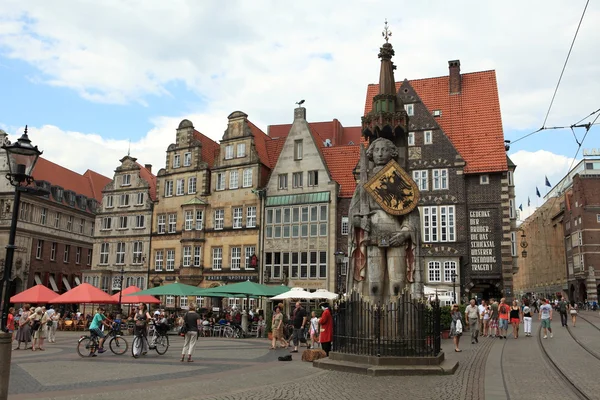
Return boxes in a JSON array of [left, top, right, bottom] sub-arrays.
[[348, 138, 421, 304]]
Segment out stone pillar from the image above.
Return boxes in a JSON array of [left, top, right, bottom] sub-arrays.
[[241, 310, 248, 333], [587, 267, 598, 302], [0, 331, 12, 400]]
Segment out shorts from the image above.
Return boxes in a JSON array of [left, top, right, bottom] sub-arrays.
[[541, 319, 551, 329], [90, 328, 105, 339], [510, 318, 520, 324], [489, 319, 498, 330], [498, 318, 508, 330]]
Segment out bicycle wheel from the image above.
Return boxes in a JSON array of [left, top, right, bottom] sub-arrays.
[[77, 336, 97, 357], [109, 335, 129, 355], [131, 336, 143, 358], [154, 334, 169, 355], [223, 327, 234, 338]]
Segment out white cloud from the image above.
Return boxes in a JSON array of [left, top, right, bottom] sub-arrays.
[[510, 150, 579, 220]]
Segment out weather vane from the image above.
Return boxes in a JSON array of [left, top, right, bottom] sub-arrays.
[[382, 19, 392, 43]]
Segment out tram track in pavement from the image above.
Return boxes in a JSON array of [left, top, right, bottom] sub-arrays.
[[537, 324, 592, 400]]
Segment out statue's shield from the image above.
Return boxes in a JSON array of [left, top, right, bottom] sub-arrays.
[[363, 159, 420, 216]]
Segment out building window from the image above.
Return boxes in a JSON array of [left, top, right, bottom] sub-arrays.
[[341, 216, 349, 235], [597, 214, 600, 223], [510, 232, 517, 257], [87, 249, 92, 266], [428, 261, 441, 282], [509, 199, 515, 219], [176, 179, 184, 196], [225, 145, 234, 160], [196, 210, 204, 230], [231, 247, 241, 270], [424, 130, 432, 144], [507, 170, 514, 186], [155, 250, 163, 271], [135, 215, 145, 228], [408, 132, 415, 146], [133, 242, 143, 263], [54, 212, 61, 228], [237, 143, 246, 157], [119, 194, 129, 207], [193, 246, 201, 267], [229, 170, 239, 189], [165, 295, 175, 306], [79, 218, 85, 234], [480, 175, 489, 185], [179, 296, 188, 308], [247, 206, 256, 228], [122, 174, 131, 186], [63, 245, 70, 263], [40, 208, 47, 225], [212, 248, 223, 270], [216, 173, 225, 191], [164, 180, 174, 197], [166, 250, 175, 271], [183, 246, 191, 267], [102, 217, 111, 230], [308, 170, 319, 186], [443, 261, 457, 282], [50, 242, 57, 261], [294, 140, 303, 160], [233, 207, 242, 229], [245, 246, 256, 269], [184, 152, 192, 167], [432, 169, 448, 190], [404, 104, 414, 116], [214, 209, 224, 230], [243, 169, 252, 187], [75, 247, 81, 264], [173, 154, 181, 168], [119, 216, 128, 229], [413, 170, 428, 191], [278, 174, 288, 190], [106, 196, 114, 208], [157, 215, 166, 234], [100, 243, 109, 264], [188, 177, 197, 194], [168, 214, 177, 233], [135, 192, 144, 205], [184, 210, 193, 230], [292, 172, 303, 188], [423, 206, 457, 243], [116, 242, 125, 264], [36, 240, 43, 259], [66, 216, 73, 231]]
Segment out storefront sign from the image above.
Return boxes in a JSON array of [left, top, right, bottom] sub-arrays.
[[289, 280, 326, 289], [164, 276, 177, 281], [583, 148, 600, 156], [204, 275, 258, 282], [469, 210, 499, 273]]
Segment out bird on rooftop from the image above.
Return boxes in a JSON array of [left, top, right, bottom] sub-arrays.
[[296, 100, 305, 106]]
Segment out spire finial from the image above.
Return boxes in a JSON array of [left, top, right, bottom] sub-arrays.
[[127, 139, 131, 157], [382, 19, 392, 43]]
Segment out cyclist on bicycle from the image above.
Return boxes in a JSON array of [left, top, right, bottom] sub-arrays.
[[89, 307, 112, 353]]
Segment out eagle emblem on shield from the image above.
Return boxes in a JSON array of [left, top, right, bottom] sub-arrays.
[[363, 159, 420, 216]]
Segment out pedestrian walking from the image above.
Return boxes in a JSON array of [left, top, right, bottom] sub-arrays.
[[14, 304, 32, 350], [482, 304, 491, 336], [309, 311, 320, 349], [318, 302, 332, 356], [270, 306, 288, 349], [510, 300, 520, 339], [450, 304, 463, 352], [498, 298, 510, 339], [290, 301, 309, 353], [465, 299, 480, 344], [569, 301, 578, 327], [558, 296, 569, 327], [478, 300, 486, 336], [29, 307, 48, 351], [522, 301, 533, 337], [539, 298, 553, 339], [180, 303, 200, 362]]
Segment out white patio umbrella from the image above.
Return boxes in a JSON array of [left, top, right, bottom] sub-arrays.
[[313, 289, 339, 300], [270, 287, 318, 300]]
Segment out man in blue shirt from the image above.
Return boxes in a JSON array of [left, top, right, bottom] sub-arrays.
[[89, 307, 111, 353]]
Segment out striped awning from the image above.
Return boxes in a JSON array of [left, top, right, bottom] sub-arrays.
[[62, 277, 72, 291], [48, 275, 59, 292], [34, 274, 42, 285]]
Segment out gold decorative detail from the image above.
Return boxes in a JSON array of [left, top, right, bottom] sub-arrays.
[[382, 19, 392, 43], [363, 159, 420, 216]]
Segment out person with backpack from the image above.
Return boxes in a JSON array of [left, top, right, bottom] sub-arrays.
[[497, 298, 509, 339], [558, 296, 569, 327]]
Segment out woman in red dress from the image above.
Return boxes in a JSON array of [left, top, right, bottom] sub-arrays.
[[318, 302, 333, 356]]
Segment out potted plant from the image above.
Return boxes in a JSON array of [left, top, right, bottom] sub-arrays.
[[440, 305, 452, 339]]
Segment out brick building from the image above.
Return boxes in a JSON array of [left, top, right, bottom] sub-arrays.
[[0, 130, 110, 299]]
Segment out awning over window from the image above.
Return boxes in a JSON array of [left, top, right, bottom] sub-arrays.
[[62, 276, 72, 291], [48, 275, 59, 292], [266, 191, 330, 207], [74, 277, 81, 286], [34, 274, 42, 285]]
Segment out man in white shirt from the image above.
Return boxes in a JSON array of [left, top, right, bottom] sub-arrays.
[[465, 299, 480, 344], [478, 300, 486, 337]]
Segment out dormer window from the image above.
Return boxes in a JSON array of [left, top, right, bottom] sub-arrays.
[[225, 145, 234, 160], [173, 154, 181, 168], [404, 104, 414, 116], [122, 174, 131, 187], [237, 143, 246, 158], [183, 152, 191, 167]]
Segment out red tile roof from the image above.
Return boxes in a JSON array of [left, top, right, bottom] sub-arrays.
[[364, 71, 508, 174], [136, 163, 157, 201], [265, 137, 285, 169], [322, 145, 360, 198], [267, 120, 361, 146], [193, 130, 220, 168], [33, 157, 111, 203], [247, 121, 274, 168]]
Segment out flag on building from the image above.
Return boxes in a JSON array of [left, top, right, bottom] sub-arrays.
[[519, 204, 523, 211], [528, 197, 531, 206], [536, 187, 541, 197], [545, 176, 551, 187]]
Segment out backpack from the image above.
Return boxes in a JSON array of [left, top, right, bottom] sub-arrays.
[[559, 301, 567, 312]]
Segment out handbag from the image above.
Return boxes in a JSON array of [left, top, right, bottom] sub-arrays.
[[455, 319, 463, 334], [31, 319, 41, 332], [179, 312, 188, 336], [570, 309, 578, 315]]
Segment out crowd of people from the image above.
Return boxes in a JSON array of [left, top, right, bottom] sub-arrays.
[[449, 295, 580, 352]]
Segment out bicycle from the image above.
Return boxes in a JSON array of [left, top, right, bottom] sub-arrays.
[[77, 326, 128, 357], [131, 322, 169, 358]]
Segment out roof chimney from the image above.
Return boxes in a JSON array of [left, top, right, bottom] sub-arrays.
[[144, 164, 152, 173], [294, 107, 306, 121], [448, 60, 461, 94]]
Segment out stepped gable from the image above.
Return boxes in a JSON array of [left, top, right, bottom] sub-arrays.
[[364, 70, 507, 174], [322, 145, 360, 198], [33, 157, 110, 203]]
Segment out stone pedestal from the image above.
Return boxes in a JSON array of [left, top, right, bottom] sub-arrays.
[[0, 331, 12, 400], [241, 311, 248, 333]]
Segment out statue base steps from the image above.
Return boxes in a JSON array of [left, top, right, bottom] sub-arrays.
[[313, 351, 458, 376]]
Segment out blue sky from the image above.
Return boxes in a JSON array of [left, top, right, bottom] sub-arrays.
[[0, 0, 598, 219]]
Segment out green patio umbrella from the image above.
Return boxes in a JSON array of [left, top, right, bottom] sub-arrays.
[[194, 280, 288, 297], [129, 282, 204, 297]]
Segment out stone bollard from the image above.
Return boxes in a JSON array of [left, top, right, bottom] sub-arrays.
[[241, 311, 248, 334], [0, 331, 12, 400]]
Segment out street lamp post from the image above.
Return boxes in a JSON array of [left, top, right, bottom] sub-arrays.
[[0, 127, 42, 400], [117, 266, 125, 312], [451, 272, 458, 304]]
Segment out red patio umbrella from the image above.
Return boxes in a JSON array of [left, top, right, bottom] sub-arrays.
[[10, 284, 58, 304], [111, 286, 160, 304], [50, 283, 118, 304]]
